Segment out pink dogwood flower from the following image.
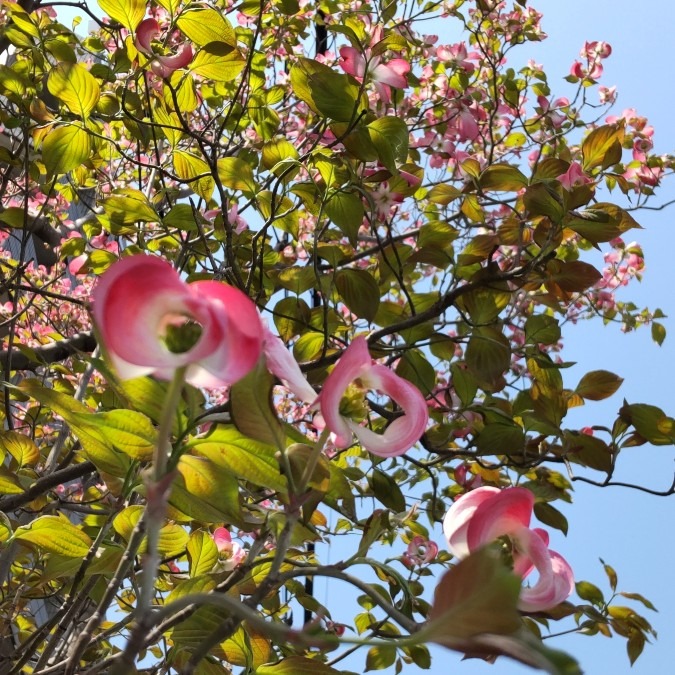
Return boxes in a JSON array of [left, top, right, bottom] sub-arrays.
[[557, 162, 592, 191], [135, 18, 193, 78], [402, 535, 439, 568], [339, 26, 410, 104], [213, 527, 246, 571], [91, 255, 263, 388], [443, 486, 574, 612], [318, 337, 428, 457]]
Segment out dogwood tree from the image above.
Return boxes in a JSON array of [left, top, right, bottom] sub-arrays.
[[0, 0, 672, 673]]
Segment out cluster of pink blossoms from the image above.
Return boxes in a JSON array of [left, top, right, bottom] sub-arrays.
[[569, 40, 612, 81], [91, 255, 429, 458]]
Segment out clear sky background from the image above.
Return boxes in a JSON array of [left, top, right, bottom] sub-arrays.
[[53, 2, 675, 674]]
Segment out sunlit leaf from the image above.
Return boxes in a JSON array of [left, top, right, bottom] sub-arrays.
[[43, 124, 92, 175], [14, 515, 92, 557], [177, 9, 236, 47], [97, 0, 145, 31]]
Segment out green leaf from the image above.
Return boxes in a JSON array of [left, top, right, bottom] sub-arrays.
[[565, 203, 641, 244], [575, 370, 623, 401], [575, 581, 604, 605], [0, 513, 13, 543], [620, 403, 675, 445], [190, 42, 245, 82], [335, 268, 380, 322], [18, 380, 131, 476], [101, 190, 159, 224], [14, 515, 92, 557], [229, 358, 286, 451], [582, 124, 624, 171], [525, 315, 561, 345], [368, 469, 406, 512], [173, 150, 215, 201], [367, 117, 409, 173], [465, 326, 510, 390], [257, 657, 344, 675], [365, 645, 397, 671], [475, 421, 525, 455], [47, 63, 100, 119], [479, 164, 528, 192], [523, 183, 565, 222], [651, 321, 666, 346], [290, 58, 361, 122], [43, 124, 92, 176], [0, 467, 24, 495], [427, 183, 462, 205], [325, 191, 365, 245], [113, 505, 188, 556], [0, 431, 40, 468], [72, 409, 158, 461], [186, 530, 219, 577], [216, 157, 257, 194], [177, 9, 236, 47], [189, 425, 287, 494], [170, 454, 242, 525], [533, 502, 568, 535], [97, 0, 146, 31]]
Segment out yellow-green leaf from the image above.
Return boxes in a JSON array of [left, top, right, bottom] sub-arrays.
[[97, 0, 146, 31], [582, 124, 624, 171], [43, 124, 92, 175], [575, 370, 623, 401], [186, 530, 219, 577], [14, 515, 92, 557], [216, 156, 256, 193], [335, 268, 380, 322], [177, 9, 236, 47], [47, 63, 100, 119], [113, 505, 188, 556], [0, 431, 40, 467], [190, 43, 245, 82], [174, 150, 215, 201], [257, 657, 344, 675]]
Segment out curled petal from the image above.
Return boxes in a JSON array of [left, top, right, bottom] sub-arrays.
[[319, 337, 428, 457], [263, 329, 317, 402], [371, 58, 410, 89], [513, 527, 575, 612], [443, 486, 500, 558], [92, 255, 262, 388], [212, 527, 232, 551], [135, 18, 160, 56], [151, 43, 194, 78], [339, 46, 366, 79], [465, 486, 534, 550]]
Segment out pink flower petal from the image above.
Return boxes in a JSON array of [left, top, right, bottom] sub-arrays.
[[371, 58, 410, 89], [213, 526, 232, 551], [513, 527, 575, 612], [92, 255, 263, 388], [339, 46, 366, 79], [443, 486, 501, 558], [319, 337, 428, 457], [151, 43, 194, 78], [263, 329, 317, 402], [135, 18, 159, 56]]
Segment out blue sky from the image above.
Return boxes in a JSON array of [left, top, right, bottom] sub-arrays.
[[53, 1, 675, 673]]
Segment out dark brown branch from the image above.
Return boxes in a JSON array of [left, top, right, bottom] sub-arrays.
[[571, 474, 675, 496], [0, 332, 97, 371], [0, 460, 95, 512]]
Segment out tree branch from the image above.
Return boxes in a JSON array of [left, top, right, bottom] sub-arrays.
[[0, 332, 97, 371]]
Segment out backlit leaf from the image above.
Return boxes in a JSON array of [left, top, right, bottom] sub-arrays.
[[190, 42, 245, 82], [177, 9, 236, 47], [47, 63, 100, 119], [0, 431, 40, 467], [14, 515, 92, 557], [335, 268, 380, 322], [575, 370, 623, 401], [43, 124, 92, 175], [186, 530, 219, 577], [98, 0, 145, 31], [174, 150, 215, 201]]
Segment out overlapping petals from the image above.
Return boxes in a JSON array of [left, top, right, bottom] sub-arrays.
[[319, 337, 428, 457], [213, 527, 246, 571], [338, 27, 410, 104], [443, 486, 574, 612], [135, 18, 193, 78], [92, 255, 262, 389]]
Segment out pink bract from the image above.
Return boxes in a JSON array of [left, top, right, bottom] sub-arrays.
[[135, 18, 193, 78], [443, 486, 575, 612], [91, 255, 262, 388], [318, 337, 428, 457]]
